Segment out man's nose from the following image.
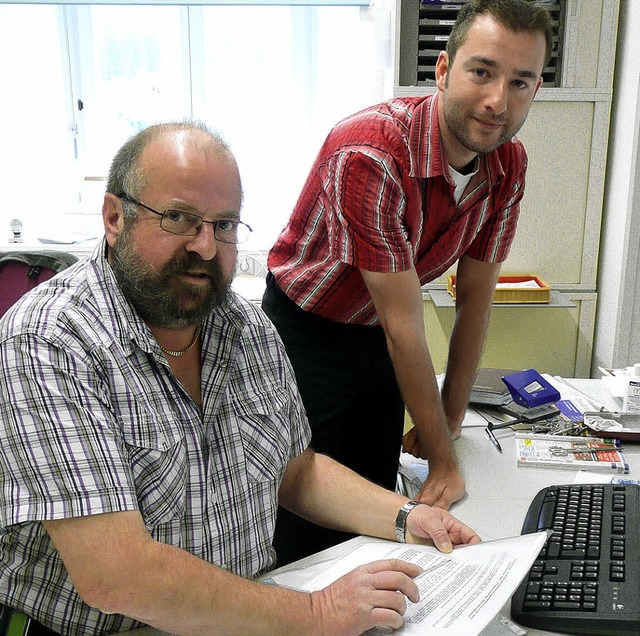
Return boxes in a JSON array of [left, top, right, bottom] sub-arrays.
[[185, 222, 218, 261], [485, 80, 508, 114]]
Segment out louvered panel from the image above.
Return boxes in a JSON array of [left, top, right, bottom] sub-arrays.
[[403, 0, 565, 87]]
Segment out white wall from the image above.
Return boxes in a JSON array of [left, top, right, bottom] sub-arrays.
[[593, 0, 640, 372]]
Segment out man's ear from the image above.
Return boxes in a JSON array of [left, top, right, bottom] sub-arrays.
[[103, 193, 124, 249], [533, 75, 544, 99], [435, 51, 450, 92]]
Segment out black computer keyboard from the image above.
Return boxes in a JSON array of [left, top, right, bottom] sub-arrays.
[[511, 483, 640, 635]]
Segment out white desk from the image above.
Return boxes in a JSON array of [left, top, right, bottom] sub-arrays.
[[265, 379, 640, 636], [128, 380, 638, 635], [452, 380, 636, 540]]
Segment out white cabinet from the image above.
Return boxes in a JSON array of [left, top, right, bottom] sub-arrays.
[[394, 1, 620, 377]]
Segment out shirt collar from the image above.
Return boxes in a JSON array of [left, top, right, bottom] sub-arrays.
[[410, 92, 507, 186], [89, 237, 248, 356], [89, 238, 155, 356]]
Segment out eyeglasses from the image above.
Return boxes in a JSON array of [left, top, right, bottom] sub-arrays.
[[118, 194, 252, 244]]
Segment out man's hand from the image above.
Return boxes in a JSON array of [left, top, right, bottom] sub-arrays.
[[402, 423, 459, 455], [414, 467, 466, 510], [446, 414, 464, 440], [405, 502, 481, 552], [310, 559, 421, 636], [401, 426, 466, 509]]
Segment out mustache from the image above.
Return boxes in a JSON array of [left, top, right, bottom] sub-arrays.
[[163, 253, 221, 279], [476, 113, 506, 125]]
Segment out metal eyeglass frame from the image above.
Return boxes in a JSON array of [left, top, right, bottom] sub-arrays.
[[117, 193, 252, 244]]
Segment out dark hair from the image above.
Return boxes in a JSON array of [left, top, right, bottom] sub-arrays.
[[106, 121, 235, 220], [447, 0, 553, 69]]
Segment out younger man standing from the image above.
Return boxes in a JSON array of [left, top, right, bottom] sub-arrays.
[[264, 0, 552, 564]]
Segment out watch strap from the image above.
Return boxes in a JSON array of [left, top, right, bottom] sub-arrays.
[[395, 500, 421, 543]]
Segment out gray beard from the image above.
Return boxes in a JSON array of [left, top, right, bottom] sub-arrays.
[[110, 228, 234, 329]]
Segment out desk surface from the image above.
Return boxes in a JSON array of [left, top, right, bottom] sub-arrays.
[[453, 380, 636, 538], [129, 380, 637, 636], [266, 379, 640, 636]]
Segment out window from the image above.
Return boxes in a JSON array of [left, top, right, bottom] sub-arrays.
[[0, 2, 393, 249], [0, 5, 77, 241]]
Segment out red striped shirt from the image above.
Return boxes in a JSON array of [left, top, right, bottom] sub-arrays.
[[268, 94, 527, 325]]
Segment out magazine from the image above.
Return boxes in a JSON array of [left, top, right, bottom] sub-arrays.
[[515, 433, 629, 473]]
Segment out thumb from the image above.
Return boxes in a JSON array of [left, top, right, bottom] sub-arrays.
[[428, 527, 453, 553]]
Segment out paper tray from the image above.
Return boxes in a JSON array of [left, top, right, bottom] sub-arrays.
[[447, 274, 551, 304]]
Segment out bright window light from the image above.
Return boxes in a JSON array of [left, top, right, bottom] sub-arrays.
[[0, 2, 392, 250]]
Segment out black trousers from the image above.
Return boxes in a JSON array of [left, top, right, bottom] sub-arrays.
[[262, 273, 405, 567], [27, 621, 57, 636]]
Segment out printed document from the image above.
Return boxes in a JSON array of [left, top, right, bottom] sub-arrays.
[[269, 532, 549, 635]]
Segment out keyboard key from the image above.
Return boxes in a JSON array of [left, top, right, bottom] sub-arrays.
[[554, 601, 582, 610], [538, 500, 556, 530], [523, 601, 552, 610]]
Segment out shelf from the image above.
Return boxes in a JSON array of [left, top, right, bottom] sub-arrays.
[[427, 289, 576, 309]]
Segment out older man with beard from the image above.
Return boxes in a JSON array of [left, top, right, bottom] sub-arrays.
[[0, 122, 480, 636]]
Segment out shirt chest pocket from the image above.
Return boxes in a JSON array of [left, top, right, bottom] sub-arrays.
[[120, 414, 187, 530], [231, 384, 291, 486]]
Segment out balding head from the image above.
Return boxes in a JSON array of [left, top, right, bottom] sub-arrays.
[[106, 122, 239, 221]]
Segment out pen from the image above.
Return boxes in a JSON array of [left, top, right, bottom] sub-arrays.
[[549, 445, 621, 456], [485, 427, 503, 453]]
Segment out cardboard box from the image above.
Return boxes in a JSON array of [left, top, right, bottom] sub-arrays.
[[447, 274, 551, 304]]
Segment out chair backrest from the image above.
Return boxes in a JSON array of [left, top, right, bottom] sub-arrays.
[[0, 605, 30, 636], [0, 251, 79, 319]]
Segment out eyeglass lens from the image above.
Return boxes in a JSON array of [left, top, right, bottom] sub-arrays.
[[160, 210, 250, 244]]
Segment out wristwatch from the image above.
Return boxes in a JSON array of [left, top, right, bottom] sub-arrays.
[[395, 500, 422, 543]]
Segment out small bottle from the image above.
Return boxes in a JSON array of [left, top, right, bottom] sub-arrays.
[[9, 218, 23, 243], [623, 364, 640, 412]]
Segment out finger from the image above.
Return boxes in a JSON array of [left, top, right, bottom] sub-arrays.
[[405, 508, 454, 553], [410, 517, 453, 554], [447, 522, 482, 545], [429, 490, 455, 511], [369, 569, 421, 604], [426, 526, 454, 553], [362, 559, 422, 580], [369, 606, 405, 631], [415, 484, 439, 507], [368, 587, 409, 615], [416, 476, 465, 509]]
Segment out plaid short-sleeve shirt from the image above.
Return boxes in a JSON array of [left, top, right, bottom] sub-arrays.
[[0, 240, 310, 635], [268, 93, 528, 324]]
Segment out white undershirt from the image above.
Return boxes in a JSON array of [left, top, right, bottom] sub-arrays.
[[449, 159, 479, 204]]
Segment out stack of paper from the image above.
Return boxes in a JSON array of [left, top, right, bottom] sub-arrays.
[[268, 532, 550, 636], [468, 368, 517, 407]]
